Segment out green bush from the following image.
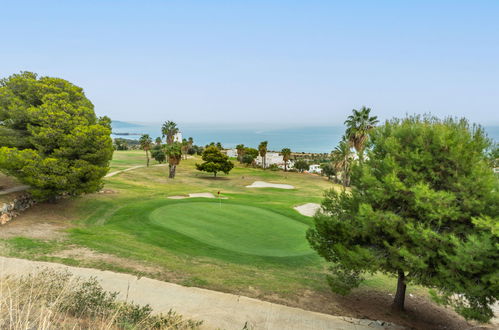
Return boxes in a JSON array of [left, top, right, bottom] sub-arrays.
[[268, 164, 280, 171]]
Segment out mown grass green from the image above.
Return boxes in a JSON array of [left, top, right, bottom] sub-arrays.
[[150, 201, 312, 257]]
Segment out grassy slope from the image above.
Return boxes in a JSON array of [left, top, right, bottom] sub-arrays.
[[1, 151, 424, 311], [0, 150, 476, 329]]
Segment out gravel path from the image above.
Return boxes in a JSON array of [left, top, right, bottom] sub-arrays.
[[0, 256, 400, 330]]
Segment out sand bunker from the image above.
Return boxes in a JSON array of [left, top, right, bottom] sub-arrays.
[[294, 203, 321, 217], [246, 181, 295, 189], [168, 193, 228, 199], [189, 193, 216, 198]]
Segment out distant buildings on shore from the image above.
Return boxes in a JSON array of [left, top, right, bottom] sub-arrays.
[[255, 152, 295, 170], [223, 148, 323, 174]]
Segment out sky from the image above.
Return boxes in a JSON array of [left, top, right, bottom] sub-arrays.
[[1, 1, 498, 126]]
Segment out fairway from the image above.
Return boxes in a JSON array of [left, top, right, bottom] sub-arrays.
[[149, 202, 312, 257]]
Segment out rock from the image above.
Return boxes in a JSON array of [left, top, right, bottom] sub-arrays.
[[0, 193, 36, 225], [0, 213, 11, 225]]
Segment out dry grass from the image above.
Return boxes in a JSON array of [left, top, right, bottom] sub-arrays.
[[0, 269, 201, 330]]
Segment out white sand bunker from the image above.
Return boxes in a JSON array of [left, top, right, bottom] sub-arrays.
[[189, 193, 216, 198], [294, 203, 321, 217], [246, 181, 295, 189], [168, 193, 228, 199]]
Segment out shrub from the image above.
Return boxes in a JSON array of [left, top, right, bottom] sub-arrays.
[[0, 269, 202, 329], [268, 164, 280, 171]]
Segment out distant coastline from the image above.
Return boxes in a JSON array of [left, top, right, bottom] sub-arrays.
[[111, 121, 499, 154]]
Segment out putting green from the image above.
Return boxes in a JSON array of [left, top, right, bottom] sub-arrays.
[[149, 202, 313, 257]]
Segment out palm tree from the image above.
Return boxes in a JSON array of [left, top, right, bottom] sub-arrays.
[[258, 141, 268, 169], [331, 139, 353, 187], [181, 138, 190, 159], [155, 137, 162, 145], [164, 142, 182, 178], [188, 137, 194, 148], [236, 144, 245, 162], [161, 121, 179, 145], [281, 148, 291, 171], [139, 134, 152, 167], [344, 106, 379, 162]]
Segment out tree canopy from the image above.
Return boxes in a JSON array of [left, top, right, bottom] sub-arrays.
[[150, 144, 166, 163], [294, 159, 308, 172], [258, 141, 268, 168], [344, 106, 378, 162], [236, 144, 245, 162], [164, 142, 182, 178], [281, 148, 291, 171], [161, 121, 178, 145], [307, 116, 498, 321], [331, 139, 353, 187], [0, 72, 113, 200], [139, 134, 152, 166], [196, 146, 234, 177]]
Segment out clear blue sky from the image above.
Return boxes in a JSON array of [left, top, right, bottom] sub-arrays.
[[1, 1, 498, 126]]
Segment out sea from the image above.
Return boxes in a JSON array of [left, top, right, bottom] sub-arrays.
[[111, 121, 499, 154]]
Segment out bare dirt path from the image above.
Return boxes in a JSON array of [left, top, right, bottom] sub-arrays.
[[0, 185, 30, 196], [105, 164, 167, 178], [105, 165, 145, 178], [0, 256, 400, 330]]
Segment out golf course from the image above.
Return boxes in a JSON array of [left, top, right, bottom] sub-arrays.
[[0, 150, 476, 329]]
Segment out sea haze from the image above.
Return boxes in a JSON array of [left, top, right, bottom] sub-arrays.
[[111, 121, 499, 154]]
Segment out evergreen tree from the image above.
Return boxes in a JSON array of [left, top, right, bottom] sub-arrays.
[[196, 146, 234, 177], [0, 72, 113, 200], [307, 116, 498, 322]]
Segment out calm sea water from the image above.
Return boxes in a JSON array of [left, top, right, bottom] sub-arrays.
[[112, 121, 499, 154]]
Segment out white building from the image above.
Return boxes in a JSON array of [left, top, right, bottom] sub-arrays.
[[308, 164, 322, 174], [255, 152, 294, 169], [223, 148, 239, 158], [174, 132, 182, 143]]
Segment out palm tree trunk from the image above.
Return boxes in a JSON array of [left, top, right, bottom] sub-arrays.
[[168, 164, 176, 178], [146, 150, 150, 167], [392, 270, 406, 310]]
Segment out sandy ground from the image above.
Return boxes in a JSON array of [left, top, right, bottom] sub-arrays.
[[246, 181, 295, 189], [294, 203, 321, 217], [0, 256, 400, 330]]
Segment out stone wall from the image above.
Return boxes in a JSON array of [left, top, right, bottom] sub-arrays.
[[0, 193, 36, 225]]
